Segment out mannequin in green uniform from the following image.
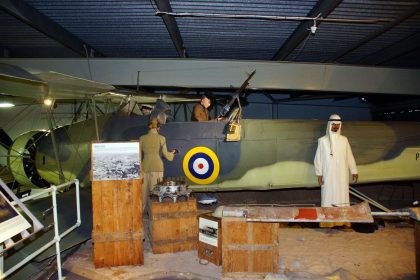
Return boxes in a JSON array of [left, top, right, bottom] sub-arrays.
[[139, 119, 177, 211]]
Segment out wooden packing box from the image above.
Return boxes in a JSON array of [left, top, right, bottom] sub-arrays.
[[222, 217, 279, 278], [198, 213, 222, 266], [92, 179, 144, 267], [148, 198, 198, 254], [415, 221, 420, 278]]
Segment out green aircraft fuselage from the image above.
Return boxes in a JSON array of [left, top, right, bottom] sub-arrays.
[[7, 115, 420, 191]]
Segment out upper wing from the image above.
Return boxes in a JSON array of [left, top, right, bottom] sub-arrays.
[[97, 90, 200, 104], [0, 63, 114, 102], [0, 63, 199, 105]]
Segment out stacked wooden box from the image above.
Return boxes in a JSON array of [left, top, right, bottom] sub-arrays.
[[222, 217, 279, 278], [148, 198, 198, 254], [92, 179, 144, 267]]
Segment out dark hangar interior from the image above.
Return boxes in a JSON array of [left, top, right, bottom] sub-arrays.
[[0, 1, 420, 280]]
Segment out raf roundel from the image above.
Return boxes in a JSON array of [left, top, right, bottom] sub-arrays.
[[183, 146, 220, 185]]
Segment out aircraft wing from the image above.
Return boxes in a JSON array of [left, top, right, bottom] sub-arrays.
[[35, 71, 115, 98], [97, 90, 200, 104], [1, 63, 199, 104], [0, 63, 45, 84], [0, 63, 114, 102]]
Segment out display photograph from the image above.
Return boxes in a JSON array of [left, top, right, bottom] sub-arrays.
[[92, 142, 140, 181], [0, 191, 31, 243]]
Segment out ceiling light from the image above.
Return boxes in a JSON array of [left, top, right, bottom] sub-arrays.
[[309, 19, 317, 35], [0, 102, 15, 108], [44, 99, 53, 106], [310, 24, 317, 34]]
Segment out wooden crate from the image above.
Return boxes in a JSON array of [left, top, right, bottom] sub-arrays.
[[198, 213, 222, 266], [92, 179, 144, 267], [222, 218, 279, 278], [148, 198, 197, 254], [416, 221, 420, 278]]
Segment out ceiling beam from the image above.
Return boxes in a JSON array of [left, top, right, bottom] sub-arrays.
[[154, 0, 188, 58], [0, 0, 103, 57], [359, 32, 420, 65], [271, 0, 342, 61], [328, 4, 420, 62], [2, 58, 420, 96]]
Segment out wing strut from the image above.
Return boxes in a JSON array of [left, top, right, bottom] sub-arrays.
[[90, 98, 100, 141], [349, 186, 391, 212], [46, 100, 65, 184]]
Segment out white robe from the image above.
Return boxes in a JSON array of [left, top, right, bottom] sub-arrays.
[[314, 134, 358, 207]]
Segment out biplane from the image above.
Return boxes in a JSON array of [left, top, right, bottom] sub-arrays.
[[0, 62, 420, 201]]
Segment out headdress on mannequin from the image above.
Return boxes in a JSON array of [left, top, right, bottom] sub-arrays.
[[327, 114, 342, 156]]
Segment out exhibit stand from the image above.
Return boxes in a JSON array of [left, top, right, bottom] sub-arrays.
[[148, 198, 197, 254], [91, 142, 143, 267], [409, 208, 420, 279], [198, 213, 222, 266]]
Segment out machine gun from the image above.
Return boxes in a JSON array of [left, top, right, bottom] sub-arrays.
[[218, 69, 256, 118]]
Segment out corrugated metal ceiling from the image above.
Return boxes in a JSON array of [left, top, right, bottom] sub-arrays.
[[0, 0, 419, 67]]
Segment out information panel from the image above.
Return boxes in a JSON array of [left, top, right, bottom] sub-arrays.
[[91, 142, 140, 181], [0, 191, 31, 244], [199, 216, 219, 247]]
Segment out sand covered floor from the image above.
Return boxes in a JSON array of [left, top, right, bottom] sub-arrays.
[[61, 221, 416, 280], [273, 223, 415, 279]]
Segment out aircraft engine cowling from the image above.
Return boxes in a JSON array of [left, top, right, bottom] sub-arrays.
[[8, 130, 50, 188]]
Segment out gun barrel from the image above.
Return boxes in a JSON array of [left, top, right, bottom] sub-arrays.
[[219, 70, 256, 117]]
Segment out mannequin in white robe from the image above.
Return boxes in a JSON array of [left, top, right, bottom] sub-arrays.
[[314, 114, 358, 227]]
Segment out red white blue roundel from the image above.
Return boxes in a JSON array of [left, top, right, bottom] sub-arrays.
[[183, 146, 220, 185]]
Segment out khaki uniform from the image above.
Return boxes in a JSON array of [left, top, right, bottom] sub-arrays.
[[191, 103, 210, 121], [140, 130, 174, 211]]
